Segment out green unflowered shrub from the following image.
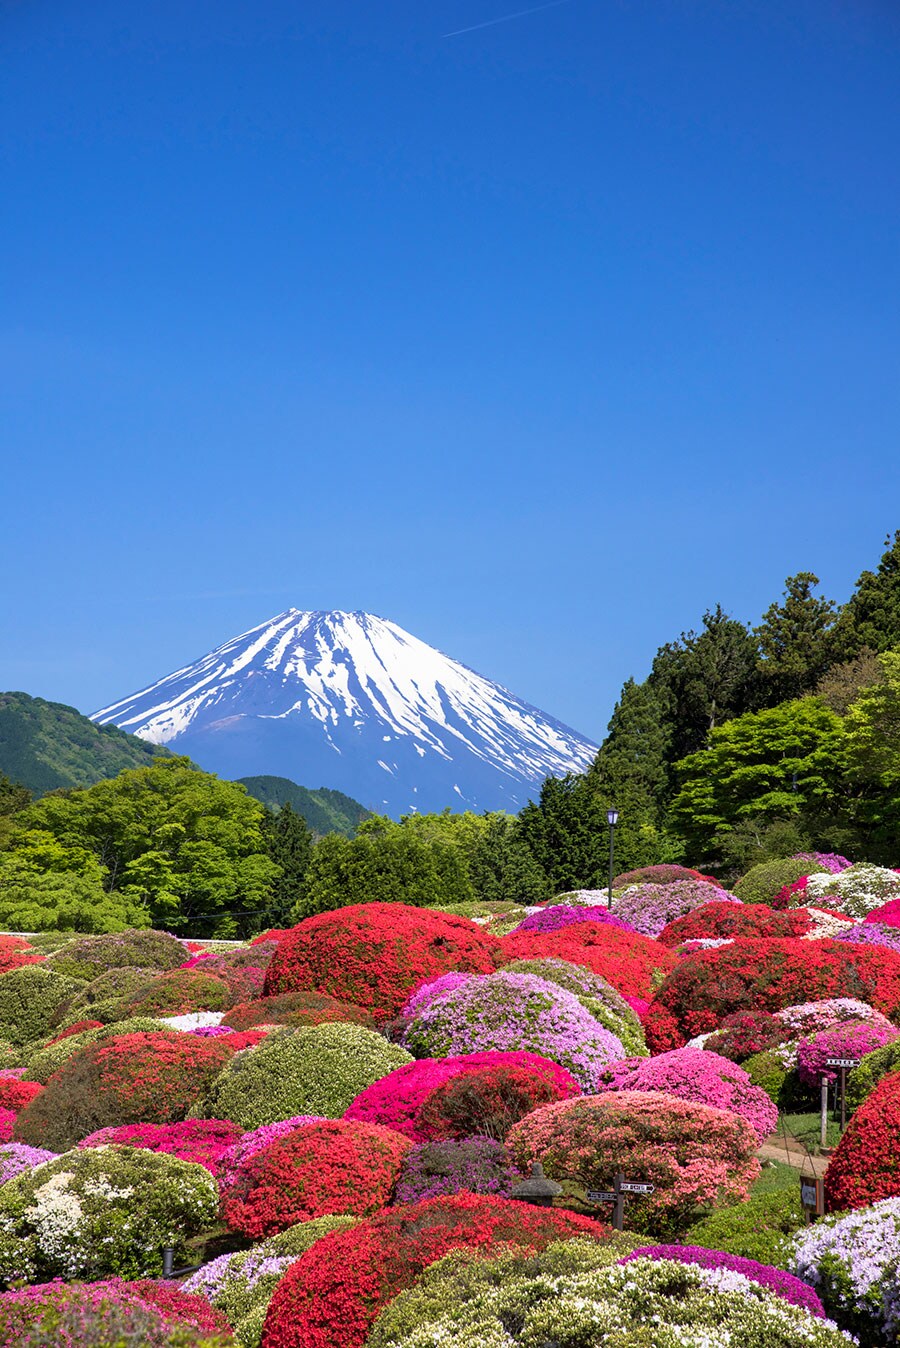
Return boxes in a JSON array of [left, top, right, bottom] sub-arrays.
[[684, 1187, 807, 1269], [51, 966, 161, 1026], [734, 858, 825, 906], [122, 968, 232, 1017], [742, 1049, 803, 1109], [197, 1023, 413, 1128], [0, 1144, 219, 1285], [47, 929, 186, 980], [845, 1040, 900, 1112], [0, 966, 80, 1045]]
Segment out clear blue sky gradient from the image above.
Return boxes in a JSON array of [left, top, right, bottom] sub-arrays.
[[2, 0, 899, 744]]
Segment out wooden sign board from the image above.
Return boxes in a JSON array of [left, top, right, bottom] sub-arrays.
[[800, 1175, 824, 1218]]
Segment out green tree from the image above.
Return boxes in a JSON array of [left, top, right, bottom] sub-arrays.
[[586, 678, 670, 818], [261, 802, 313, 928], [842, 650, 900, 859], [754, 572, 838, 705], [0, 869, 149, 933], [669, 698, 847, 862], [834, 530, 900, 656], [5, 758, 279, 936]]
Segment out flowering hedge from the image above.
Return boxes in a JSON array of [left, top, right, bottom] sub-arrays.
[[0, 1279, 235, 1347], [497, 925, 675, 1002], [264, 904, 498, 1021], [47, 929, 187, 980], [221, 1118, 411, 1238], [415, 1060, 580, 1141], [643, 939, 900, 1052], [259, 1191, 607, 1348], [13, 1031, 233, 1152], [610, 880, 738, 939], [797, 1021, 899, 1088], [0, 1145, 219, 1284], [825, 1070, 900, 1211], [792, 1197, 900, 1343], [595, 1047, 778, 1144], [77, 1119, 242, 1174], [659, 902, 813, 947], [224, 991, 375, 1032], [501, 956, 647, 1056], [805, 863, 900, 918], [401, 971, 625, 1091], [507, 1090, 760, 1237], [620, 1245, 825, 1316], [0, 967, 79, 1046], [343, 1050, 578, 1141], [510, 905, 636, 937], [198, 1023, 412, 1128], [394, 1137, 519, 1203], [122, 968, 234, 1017]]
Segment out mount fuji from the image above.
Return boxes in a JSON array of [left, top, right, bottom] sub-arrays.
[[91, 610, 598, 816]]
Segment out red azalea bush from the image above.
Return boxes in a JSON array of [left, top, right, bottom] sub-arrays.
[[0, 936, 43, 976], [212, 1029, 269, 1052], [46, 1018, 105, 1044], [704, 1010, 791, 1062], [613, 865, 717, 887], [658, 902, 813, 948], [507, 1091, 760, 1237], [415, 1061, 581, 1141], [123, 968, 234, 1016], [0, 1078, 42, 1113], [344, 1051, 580, 1141], [221, 1118, 412, 1238], [13, 1031, 234, 1151], [497, 925, 675, 1002], [825, 1069, 900, 1211], [264, 904, 498, 1021], [866, 899, 900, 928], [260, 1192, 608, 1348], [78, 1118, 243, 1173], [224, 991, 375, 1032], [643, 939, 900, 1052]]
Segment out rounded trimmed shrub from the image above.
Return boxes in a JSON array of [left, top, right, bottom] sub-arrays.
[[659, 901, 813, 947], [684, 1186, 807, 1269], [705, 1010, 792, 1062], [394, 1137, 519, 1203], [614, 865, 715, 887], [224, 991, 375, 1032], [0, 1145, 219, 1284], [502, 956, 647, 1056], [343, 1050, 579, 1142], [805, 863, 900, 919], [78, 1119, 243, 1174], [734, 858, 826, 905], [825, 1070, 900, 1210], [50, 966, 162, 1026], [221, 1118, 411, 1238], [0, 1280, 235, 1346], [122, 968, 233, 1017], [507, 1090, 760, 1237], [792, 1196, 900, 1345], [260, 1192, 610, 1348], [510, 905, 636, 936], [217, 1117, 327, 1191], [797, 1021, 899, 1088], [0, 967, 80, 1045], [400, 971, 625, 1090], [264, 904, 498, 1021], [610, 880, 738, 938], [21, 1016, 172, 1085], [415, 1061, 580, 1141], [846, 1038, 900, 1111], [47, 929, 187, 980], [13, 1031, 234, 1151], [497, 924, 675, 1002], [199, 1023, 413, 1128], [595, 1047, 778, 1144]]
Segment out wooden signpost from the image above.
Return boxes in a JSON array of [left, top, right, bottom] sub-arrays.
[[586, 1174, 655, 1230], [825, 1057, 858, 1132]]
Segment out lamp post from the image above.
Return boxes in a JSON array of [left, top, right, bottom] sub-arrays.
[[607, 807, 619, 909]]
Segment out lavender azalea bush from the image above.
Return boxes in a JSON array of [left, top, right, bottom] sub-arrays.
[[0, 1144, 56, 1186], [621, 1245, 825, 1317], [792, 1197, 900, 1342], [401, 971, 626, 1091], [394, 1137, 519, 1203], [611, 880, 739, 938], [834, 923, 900, 956]]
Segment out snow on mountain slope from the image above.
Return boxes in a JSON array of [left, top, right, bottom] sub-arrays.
[[92, 610, 597, 815]]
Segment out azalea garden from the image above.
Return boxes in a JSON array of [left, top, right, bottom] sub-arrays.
[[2, 854, 900, 1345]]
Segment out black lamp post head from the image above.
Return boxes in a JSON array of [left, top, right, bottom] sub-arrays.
[[607, 807, 619, 827]]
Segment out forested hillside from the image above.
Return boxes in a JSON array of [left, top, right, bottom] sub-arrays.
[[237, 775, 370, 837]]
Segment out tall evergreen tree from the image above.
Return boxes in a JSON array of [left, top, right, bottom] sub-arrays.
[[754, 572, 838, 705], [833, 530, 900, 656], [261, 802, 313, 929], [586, 678, 669, 818]]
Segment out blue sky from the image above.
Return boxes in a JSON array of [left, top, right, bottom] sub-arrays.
[[2, 0, 898, 745]]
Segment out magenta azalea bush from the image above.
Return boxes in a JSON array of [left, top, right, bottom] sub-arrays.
[[400, 972, 626, 1091], [394, 1136, 520, 1203], [794, 853, 852, 875], [796, 1021, 900, 1087], [510, 906, 635, 937], [344, 1051, 580, 1141], [217, 1115, 327, 1190], [620, 1245, 825, 1317], [611, 881, 739, 939], [595, 1047, 778, 1144], [77, 1119, 242, 1174]]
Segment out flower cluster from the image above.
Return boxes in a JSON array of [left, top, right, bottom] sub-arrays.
[[825, 1069, 900, 1211], [796, 1020, 899, 1087], [805, 863, 900, 918], [398, 973, 472, 1022], [507, 1090, 760, 1237], [620, 1244, 825, 1315], [794, 852, 852, 874], [610, 880, 739, 938], [659, 901, 812, 947], [866, 898, 900, 928], [501, 955, 647, 1056], [395, 1136, 519, 1202], [510, 905, 635, 936], [498, 923, 675, 1002], [792, 1197, 900, 1342], [0, 1143, 57, 1185], [264, 903, 498, 1021], [595, 1047, 778, 1144], [401, 971, 625, 1091], [220, 1118, 411, 1238], [77, 1119, 243, 1174], [0, 1079, 42, 1114]]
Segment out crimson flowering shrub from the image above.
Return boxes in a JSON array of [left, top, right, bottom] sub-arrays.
[[415, 1061, 580, 1141], [264, 904, 498, 1021], [613, 865, 718, 887], [221, 1119, 412, 1238], [507, 1091, 760, 1237], [13, 1031, 234, 1151], [0, 1079, 42, 1113], [259, 1192, 607, 1348], [394, 1137, 519, 1202], [46, 1019, 104, 1044], [772, 877, 811, 909], [0, 1113, 16, 1143], [210, 1029, 268, 1052], [644, 939, 900, 1052], [610, 881, 738, 939], [0, 937, 43, 976], [224, 991, 375, 1032], [343, 1051, 579, 1141], [123, 968, 234, 1016], [510, 906, 636, 937], [497, 925, 675, 1002], [595, 1047, 778, 1144], [865, 898, 900, 928], [619, 1246, 825, 1317], [797, 1021, 900, 1087], [78, 1119, 243, 1173], [658, 902, 812, 947], [217, 1117, 326, 1191], [825, 1070, 900, 1211], [705, 1010, 791, 1062]]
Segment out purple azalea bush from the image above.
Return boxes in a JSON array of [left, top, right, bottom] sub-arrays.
[[796, 1021, 900, 1087], [834, 923, 900, 956], [394, 1136, 519, 1203], [0, 1143, 57, 1185], [621, 1246, 825, 1317], [510, 905, 635, 937], [610, 880, 739, 938], [794, 852, 852, 875], [401, 971, 626, 1091]]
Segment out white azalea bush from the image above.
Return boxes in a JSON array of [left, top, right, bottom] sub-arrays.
[[804, 864, 900, 918], [792, 1198, 900, 1344], [367, 1245, 853, 1348], [0, 1144, 218, 1285]]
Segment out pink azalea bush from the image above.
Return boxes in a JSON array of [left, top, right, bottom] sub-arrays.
[[796, 1021, 900, 1087], [343, 1051, 580, 1142], [776, 999, 894, 1040], [510, 906, 636, 937], [595, 1047, 778, 1144], [77, 1119, 243, 1174], [794, 853, 852, 875]]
